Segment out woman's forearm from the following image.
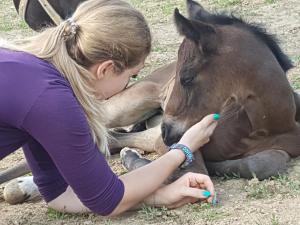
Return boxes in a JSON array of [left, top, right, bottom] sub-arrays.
[[48, 149, 185, 216], [109, 149, 185, 216]]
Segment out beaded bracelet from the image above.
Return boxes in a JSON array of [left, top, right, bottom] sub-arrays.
[[169, 143, 194, 168]]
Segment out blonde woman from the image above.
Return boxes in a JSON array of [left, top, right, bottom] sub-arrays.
[[0, 0, 219, 216]]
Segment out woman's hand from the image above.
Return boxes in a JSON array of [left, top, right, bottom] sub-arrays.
[[145, 172, 214, 209], [178, 114, 219, 152]]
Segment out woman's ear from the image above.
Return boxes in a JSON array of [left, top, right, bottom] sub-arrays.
[[95, 60, 115, 80]]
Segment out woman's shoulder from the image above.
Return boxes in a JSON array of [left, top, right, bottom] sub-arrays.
[[0, 48, 72, 89], [1, 48, 48, 66], [1, 48, 60, 75], [0, 48, 76, 128]]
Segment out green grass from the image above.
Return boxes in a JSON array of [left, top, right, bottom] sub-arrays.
[[137, 203, 231, 224], [47, 208, 77, 220], [245, 175, 300, 200], [161, 0, 181, 16], [291, 55, 300, 64], [270, 214, 280, 225], [255, 214, 280, 225], [152, 45, 168, 53], [189, 203, 231, 222], [213, 0, 242, 7], [265, 0, 277, 4], [137, 205, 179, 222], [291, 75, 300, 90], [0, 0, 31, 33], [0, 17, 29, 32], [47, 208, 111, 224], [128, 0, 185, 23]]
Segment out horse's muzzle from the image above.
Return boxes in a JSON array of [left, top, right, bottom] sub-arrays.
[[161, 121, 182, 146]]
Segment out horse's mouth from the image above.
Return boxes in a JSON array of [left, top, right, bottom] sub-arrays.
[[161, 120, 185, 146]]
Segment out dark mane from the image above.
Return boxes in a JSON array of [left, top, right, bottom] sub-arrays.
[[197, 13, 294, 72]]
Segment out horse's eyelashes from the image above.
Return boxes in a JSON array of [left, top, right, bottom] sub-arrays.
[[180, 75, 195, 86], [179, 64, 199, 87]]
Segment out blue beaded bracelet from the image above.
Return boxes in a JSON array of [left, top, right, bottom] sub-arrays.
[[169, 143, 194, 168]]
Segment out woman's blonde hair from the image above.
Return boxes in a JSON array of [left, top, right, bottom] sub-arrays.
[[4, 0, 151, 157]]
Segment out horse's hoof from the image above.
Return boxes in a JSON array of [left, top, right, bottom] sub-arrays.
[[120, 147, 151, 171], [3, 177, 40, 205]]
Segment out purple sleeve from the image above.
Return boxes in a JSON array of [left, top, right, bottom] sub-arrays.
[[21, 87, 124, 216]]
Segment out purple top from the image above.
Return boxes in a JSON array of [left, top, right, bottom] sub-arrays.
[[0, 48, 124, 216]]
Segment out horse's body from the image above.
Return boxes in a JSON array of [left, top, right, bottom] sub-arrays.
[[160, 0, 300, 179], [2, 0, 300, 204]]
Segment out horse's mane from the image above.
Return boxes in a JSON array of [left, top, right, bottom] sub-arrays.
[[197, 13, 294, 72]]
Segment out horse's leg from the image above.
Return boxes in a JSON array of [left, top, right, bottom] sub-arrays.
[[104, 62, 175, 129], [0, 159, 30, 185], [120, 148, 152, 171], [3, 176, 41, 204], [109, 125, 163, 153], [104, 81, 162, 128], [0, 160, 40, 205], [206, 149, 290, 180], [121, 148, 208, 183]]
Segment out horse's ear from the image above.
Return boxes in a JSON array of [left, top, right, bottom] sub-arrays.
[[174, 8, 217, 54], [186, 0, 211, 21]]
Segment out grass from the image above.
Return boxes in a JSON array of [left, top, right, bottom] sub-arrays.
[[291, 75, 300, 90], [255, 214, 280, 225], [265, 0, 277, 4], [213, 0, 242, 7], [160, 0, 184, 16], [152, 45, 168, 53], [0, 1, 29, 32], [137, 205, 180, 222], [291, 55, 300, 65], [47, 208, 114, 224], [270, 214, 280, 225], [137, 203, 230, 223], [129, 0, 185, 22], [0, 12, 29, 32], [192, 204, 230, 222], [245, 175, 300, 200], [47, 208, 76, 220], [289, 54, 300, 90]]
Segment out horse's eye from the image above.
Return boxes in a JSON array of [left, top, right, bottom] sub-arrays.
[[180, 75, 195, 86]]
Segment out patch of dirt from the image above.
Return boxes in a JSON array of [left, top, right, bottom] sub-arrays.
[[1, 0, 300, 224]]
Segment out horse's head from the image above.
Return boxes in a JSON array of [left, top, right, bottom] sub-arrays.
[[162, 0, 295, 146]]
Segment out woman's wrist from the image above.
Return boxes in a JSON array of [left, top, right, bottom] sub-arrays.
[[165, 148, 186, 166], [169, 143, 194, 168], [177, 140, 197, 152], [143, 185, 168, 207]]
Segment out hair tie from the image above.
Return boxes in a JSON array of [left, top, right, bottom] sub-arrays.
[[62, 18, 79, 41]]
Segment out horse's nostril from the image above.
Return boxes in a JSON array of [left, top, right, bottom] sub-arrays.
[[161, 123, 178, 146], [161, 123, 167, 140]]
